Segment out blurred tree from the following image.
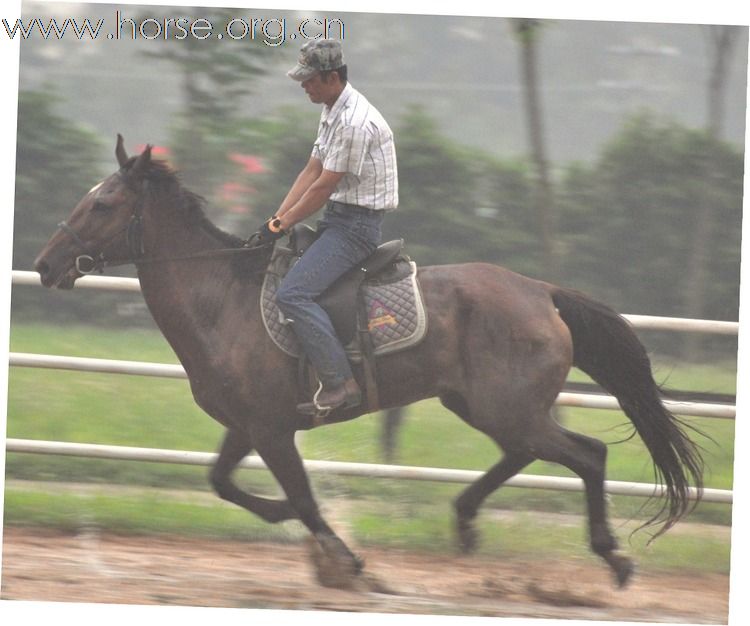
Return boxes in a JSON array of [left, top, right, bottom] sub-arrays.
[[140, 9, 277, 121], [380, 106, 542, 272], [243, 106, 321, 217], [477, 156, 541, 277], [512, 18, 557, 279], [13, 88, 104, 271], [11, 88, 150, 324], [557, 112, 743, 355], [703, 25, 743, 141], [166, 114, 270, 234], [680, 25, 745, 358], [382, 105, 477, 264], [138, 8, 286, 230]]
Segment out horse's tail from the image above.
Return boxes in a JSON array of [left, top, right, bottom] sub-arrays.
[[550, 286, 704, 538]]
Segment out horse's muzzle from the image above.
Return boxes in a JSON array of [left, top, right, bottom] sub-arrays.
[[33, 255, 79, 289]]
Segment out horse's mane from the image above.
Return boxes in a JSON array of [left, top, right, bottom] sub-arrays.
[[122, 156, 272, 281], [124, 157, 247, 249]]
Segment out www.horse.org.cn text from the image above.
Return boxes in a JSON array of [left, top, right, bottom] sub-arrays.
[[2, 12, 346, 46]]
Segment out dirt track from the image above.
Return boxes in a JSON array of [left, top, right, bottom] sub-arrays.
[[0, 526, 729, 623]]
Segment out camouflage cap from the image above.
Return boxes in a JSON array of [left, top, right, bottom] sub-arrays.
[[287, 40, 345, 81]]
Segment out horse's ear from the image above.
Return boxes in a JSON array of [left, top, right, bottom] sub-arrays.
[[130, 144, 152, 178], [115, 133, 128, 167]]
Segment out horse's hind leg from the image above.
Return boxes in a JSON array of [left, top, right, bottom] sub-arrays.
[[454, 451, 534, 553], [441, 392, 535, 553], [531, 425, 635, 587], [209, 428, 297, 523]]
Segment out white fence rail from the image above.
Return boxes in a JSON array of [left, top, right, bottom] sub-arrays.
[[11, 270, 742, 335], [5, 438, 732, 504], [8, 269, 737, 503], [12, 270, 143, 293], [8, 352, 736, 419]]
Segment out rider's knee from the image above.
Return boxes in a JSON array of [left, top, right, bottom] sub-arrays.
[[275, 282, 306, 313]]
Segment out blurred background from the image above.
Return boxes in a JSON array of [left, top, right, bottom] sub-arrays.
[[10, 3, 747, 356], [3, 3, 745, 610]]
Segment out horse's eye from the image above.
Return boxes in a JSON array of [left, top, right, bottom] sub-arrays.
[[92, 200, 111, 212]]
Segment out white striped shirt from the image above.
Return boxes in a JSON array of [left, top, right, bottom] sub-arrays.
[[312, 82, 398, 211]]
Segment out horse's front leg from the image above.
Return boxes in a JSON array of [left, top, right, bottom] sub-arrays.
[[253, 427, 364, 586], [210, 428, 298, 523]]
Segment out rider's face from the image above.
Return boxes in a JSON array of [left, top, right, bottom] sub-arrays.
[[301, 73, 340, 106]]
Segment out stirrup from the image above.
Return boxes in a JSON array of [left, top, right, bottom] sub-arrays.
[[311, 381, 333, 417], [297, 381, 333, 419]]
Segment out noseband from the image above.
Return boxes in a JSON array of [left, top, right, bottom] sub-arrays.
[[56, 220, 100, 274]]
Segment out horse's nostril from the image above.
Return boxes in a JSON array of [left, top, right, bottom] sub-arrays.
[[34, 259, 49, 279]]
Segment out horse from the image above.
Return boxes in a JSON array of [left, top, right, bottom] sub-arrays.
[[33, 135, 703, 589]]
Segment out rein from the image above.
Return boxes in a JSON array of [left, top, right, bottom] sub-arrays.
[[56, 175, 272, 275], [102, 241, 270, 270]]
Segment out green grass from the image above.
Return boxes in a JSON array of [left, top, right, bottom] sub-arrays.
[[350, 502, 731, 574], [3, 488, 306, 543], [566, 354, 738, 396], [3, 322, 737, 572], [2, 487, 731, 575]]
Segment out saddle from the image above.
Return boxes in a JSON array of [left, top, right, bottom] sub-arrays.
[[260, 224, 427, 416], [288, 224, 409, 345]]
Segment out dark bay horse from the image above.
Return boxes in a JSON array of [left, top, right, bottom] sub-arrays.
[[33, 136, 703, 588]]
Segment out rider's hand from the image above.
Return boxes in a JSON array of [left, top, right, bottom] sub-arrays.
[[255, 216, 286, 243]]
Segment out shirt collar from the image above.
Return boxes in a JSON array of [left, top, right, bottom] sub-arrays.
[[322, 82, 354, 125]]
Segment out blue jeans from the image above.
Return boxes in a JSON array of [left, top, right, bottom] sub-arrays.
[[276, 202, 384, 389]]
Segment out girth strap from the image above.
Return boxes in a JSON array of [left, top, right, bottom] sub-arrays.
[[357, 288, 380, 414]]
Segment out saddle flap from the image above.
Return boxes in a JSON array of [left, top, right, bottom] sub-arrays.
[[261, 259, 427, 362], [318, 239, 405, 345]]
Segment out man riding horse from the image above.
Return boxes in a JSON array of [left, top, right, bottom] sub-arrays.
[[254, 39, 399, 416], [32, 42, 703, 590]]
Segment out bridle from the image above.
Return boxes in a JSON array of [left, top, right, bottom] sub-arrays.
[[55, 173, 272, 275], [55, 172, 148, 275], [57, 206, 147, 274]]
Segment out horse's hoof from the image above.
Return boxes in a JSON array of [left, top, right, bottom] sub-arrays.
[[352, 552, 365, 574], [456, 516, 478, 554], [604, 551, 635, 588], [307, 535, 364, 589]]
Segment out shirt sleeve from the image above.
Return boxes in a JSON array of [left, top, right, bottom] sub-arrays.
[[323, 125, 370, 177]]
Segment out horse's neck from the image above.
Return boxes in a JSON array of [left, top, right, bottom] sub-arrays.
[[135, 208, 261, 370]]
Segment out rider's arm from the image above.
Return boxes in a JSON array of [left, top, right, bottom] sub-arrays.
[[276, 168, 345, 231], [275, 157, 323, 218]]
